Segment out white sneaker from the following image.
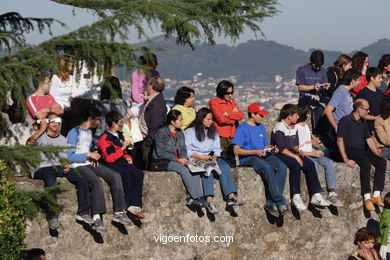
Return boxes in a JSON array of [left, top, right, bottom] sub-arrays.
[[292, 195, 307, 211], [310, 193, 331, 207]]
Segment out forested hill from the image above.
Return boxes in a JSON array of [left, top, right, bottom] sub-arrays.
[[138, 37, 390, 82]]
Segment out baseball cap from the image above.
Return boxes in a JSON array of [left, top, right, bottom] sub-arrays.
[[247, 103, 269, 116]]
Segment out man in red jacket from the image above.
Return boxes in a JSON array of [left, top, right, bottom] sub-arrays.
[[209, 80, 243, 162]]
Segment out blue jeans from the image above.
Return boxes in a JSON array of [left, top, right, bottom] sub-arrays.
[[307, 156, 337, 191], [202, 158, 237, 198], [167, 161, 203, 200], [241, 155, 287, 206], [275, 154, 323, 197]]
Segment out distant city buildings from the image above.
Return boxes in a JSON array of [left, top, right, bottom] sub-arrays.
[[121, 73, 298, 112]]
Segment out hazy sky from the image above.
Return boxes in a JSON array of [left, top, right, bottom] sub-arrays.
[[3, 0, 390, 52]]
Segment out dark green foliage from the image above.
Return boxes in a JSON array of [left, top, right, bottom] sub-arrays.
[[0, 145, 69, 177], [0, 161, 66, 259], [0, 0, 279, 135]]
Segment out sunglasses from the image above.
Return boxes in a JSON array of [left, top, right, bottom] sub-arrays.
[[49, 117, 62, 123], [225, 91, 234, 95]]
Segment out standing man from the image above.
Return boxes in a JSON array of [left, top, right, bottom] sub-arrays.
[[233, 103, 288, 218], [139, 77, 167, 169], [356, 67, 385, 132], [337, 99, 387, 211], [296, 50, 330, 131]]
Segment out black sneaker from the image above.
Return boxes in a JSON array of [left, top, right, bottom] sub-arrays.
[[278, 204, 289, 216], [227, 197, 244, 206], [264, 205, 280, 218]]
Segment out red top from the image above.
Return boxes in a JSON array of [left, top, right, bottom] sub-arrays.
[[350, 75, 367, 97], [385, 88, 390, 96], [26, 93, 59, 119], [98, 132, 131, 164], [209, 97, 244, 138]]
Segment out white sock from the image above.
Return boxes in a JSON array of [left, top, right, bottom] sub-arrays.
[[329, 191, 337, 197], [373, 191, 381, 198], [293, 194, 301, 199], [363, 193, 371, 201], [92, 214, 100, 221]]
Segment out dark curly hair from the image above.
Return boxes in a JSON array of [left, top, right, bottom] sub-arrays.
[[216, 80, 234, 99], [174, 86, 194, 106], [380, 98, 390, 120], [377, 54, 390, 73], [351, 51, 368, 74]]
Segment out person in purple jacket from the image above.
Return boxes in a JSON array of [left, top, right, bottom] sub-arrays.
[[131, 53, 160, 104]]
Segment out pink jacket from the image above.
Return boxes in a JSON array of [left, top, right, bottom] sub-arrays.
[[131, 69, 160, 103]]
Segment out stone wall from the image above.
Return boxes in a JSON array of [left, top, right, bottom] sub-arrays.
[[21, 164, 390, 260]]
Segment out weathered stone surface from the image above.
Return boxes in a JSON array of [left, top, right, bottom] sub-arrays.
[[22, 164, 390, 260]]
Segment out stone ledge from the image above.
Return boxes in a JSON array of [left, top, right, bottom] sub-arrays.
[[20, 163, 390, 260]]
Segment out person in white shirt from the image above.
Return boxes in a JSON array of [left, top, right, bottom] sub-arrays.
[[296, 106, 342, 207]]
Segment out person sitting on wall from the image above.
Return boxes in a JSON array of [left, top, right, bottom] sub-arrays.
[[209, 80, 243, 167], [98, 111, 145, 219], [271, 104, 330, 211], [337, 99, 387, 211], [26, 112, 92, 230], [233, 103, 288, 218], [26, 72, 64, 123], [172, 86, 196, 130]]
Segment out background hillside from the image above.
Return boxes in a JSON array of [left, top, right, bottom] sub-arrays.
[[139, 37, 390, 82]]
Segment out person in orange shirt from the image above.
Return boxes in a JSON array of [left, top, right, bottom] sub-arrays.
[[209, 80, 243, 163]]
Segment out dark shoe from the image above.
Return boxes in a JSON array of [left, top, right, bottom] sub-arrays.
[[278, 205, 289, 216], [186, 198, 204, 208], [264, 205, 280, 218], [227, 197, 244, 206], [197, 197, 209, 208]]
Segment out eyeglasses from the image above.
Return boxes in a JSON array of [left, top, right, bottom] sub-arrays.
[[225, 91, 234, 95], [47, 118, 62, 123], [360, 107, 370, 111]]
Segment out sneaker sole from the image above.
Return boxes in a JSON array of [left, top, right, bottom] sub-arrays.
[[76, 216, 94, 224]]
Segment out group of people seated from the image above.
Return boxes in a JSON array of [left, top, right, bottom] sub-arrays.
[[23, 51, 390, 233]]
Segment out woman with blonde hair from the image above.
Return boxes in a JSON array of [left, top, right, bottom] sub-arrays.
[[50, 56, 74, 109]]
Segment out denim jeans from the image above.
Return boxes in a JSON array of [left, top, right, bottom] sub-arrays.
[[167, 161, 203, 200], [33, 165, 90, 215], [275, 154, 323, 197], [307, 156, 337, 191], [241, 155, 287, 206], [202, 158, 237, 198]]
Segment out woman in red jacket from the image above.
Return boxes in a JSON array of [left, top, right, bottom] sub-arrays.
[[209, 80, 244, 156], [98, 111, 145, 219]]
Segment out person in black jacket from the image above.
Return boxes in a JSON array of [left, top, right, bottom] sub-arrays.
[[139, 77, 167, 169]]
